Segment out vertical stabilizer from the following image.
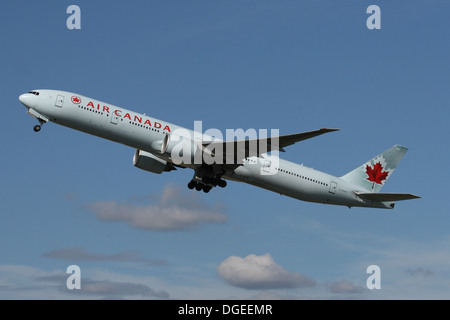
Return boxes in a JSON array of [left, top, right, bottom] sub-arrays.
[[340, 145, 408, 192]]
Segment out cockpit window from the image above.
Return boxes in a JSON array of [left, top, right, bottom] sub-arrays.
[[28, 91, 40, 95]]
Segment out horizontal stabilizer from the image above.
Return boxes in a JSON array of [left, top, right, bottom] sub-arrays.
[[354, 191, 420, 202]]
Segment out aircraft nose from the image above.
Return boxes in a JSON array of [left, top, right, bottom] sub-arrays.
[[19, 93, 33, 108], [19, 93, 26, 103]]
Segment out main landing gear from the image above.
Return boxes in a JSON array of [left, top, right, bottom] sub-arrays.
[[187, 178, 227, 193], [188, 165, 227, 193]]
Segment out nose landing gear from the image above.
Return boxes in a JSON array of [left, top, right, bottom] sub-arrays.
[[33, 119, 46, 133]]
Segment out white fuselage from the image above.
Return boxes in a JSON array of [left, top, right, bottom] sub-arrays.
[[18, 89, 392, 209]]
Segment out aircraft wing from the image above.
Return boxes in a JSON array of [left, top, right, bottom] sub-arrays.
[[202, 128, 339, 166], [354, 192, 421, 202]]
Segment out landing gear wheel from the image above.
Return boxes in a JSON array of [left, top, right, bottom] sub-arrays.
[[203, 186, 212, 193], [33, 125, 41, 132], [218, 180, 227, 188], [195, 183, 203, 191], [187, 181, 197, 189]]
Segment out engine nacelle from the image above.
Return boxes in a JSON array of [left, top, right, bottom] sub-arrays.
[[161, 133, 200, 165], [133, 150, 170, 174]]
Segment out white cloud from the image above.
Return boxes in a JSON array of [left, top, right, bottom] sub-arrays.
[[217, 253, 316, 290], [327, 280, 365, 294], [42, 246, 168, 266], [404, 268, 434, 278], [0, 264, 169, 299], [66, 278, 170, 298], [85, 183, 227, 231], [245, 291, 302, 300]]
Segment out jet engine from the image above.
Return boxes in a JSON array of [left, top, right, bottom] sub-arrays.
[[160, 133, 201, 166], [133, 149, 174, 174]]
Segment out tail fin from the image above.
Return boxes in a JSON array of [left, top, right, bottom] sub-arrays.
[[340, 145, 408, 192]]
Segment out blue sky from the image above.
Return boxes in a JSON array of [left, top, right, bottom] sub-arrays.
[[1, 0, 449, 299]]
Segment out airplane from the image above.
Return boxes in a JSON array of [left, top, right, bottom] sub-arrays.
[[18, 89, 419, 209]]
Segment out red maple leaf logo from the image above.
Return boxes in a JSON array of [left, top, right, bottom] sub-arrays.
[[71, 96, 81, 104], [366, 162, 389, 190]]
